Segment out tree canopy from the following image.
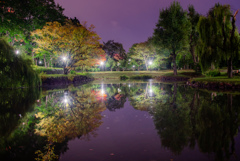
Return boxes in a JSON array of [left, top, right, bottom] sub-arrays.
[[153, 1, 190, 75]]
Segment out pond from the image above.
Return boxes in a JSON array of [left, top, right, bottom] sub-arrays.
[[1, 80, 240, 161]]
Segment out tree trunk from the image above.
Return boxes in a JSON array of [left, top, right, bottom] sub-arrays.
[[228, 57, 233, 78], [138, 66, 140, 71], [111, 68, 112, 72], [44, 55, 47, 68], [63, 67, 67, 75], [50, 57, 53, 68], [172, 52, 177, 75], [228, 11, 238, 78], [190, 34, 197, 63], [211, 63, 215, 70]]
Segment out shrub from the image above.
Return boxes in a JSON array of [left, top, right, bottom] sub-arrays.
[[205, 70, 221, 77], [120, 75, 129, 80], [70, 70, 76, 74]]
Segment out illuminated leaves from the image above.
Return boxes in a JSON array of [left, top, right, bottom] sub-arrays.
[[31, 20, 105, 70]]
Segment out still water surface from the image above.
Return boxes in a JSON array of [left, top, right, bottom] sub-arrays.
[[1, 80, 240, 161]]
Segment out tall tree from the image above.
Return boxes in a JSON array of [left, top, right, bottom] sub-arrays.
[[153, 1, 190, 75], [187, 5, 200, 71], [197, 4, 239, 78]]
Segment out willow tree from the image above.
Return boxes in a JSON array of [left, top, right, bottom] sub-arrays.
[[197, 4, 239, 78], [153, 1, 190, 75], [187, 5, 200, 72]]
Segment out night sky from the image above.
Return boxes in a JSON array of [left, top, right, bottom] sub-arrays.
[[55, 0, 240, 51]]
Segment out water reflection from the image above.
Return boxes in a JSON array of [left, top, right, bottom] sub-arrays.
[[0, 82, 240, 160]]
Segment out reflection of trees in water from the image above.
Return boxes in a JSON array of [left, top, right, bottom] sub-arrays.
[[0, 88, 41, 161], [0, 88, 40, 138], [2, 83, 240, 161], [128, 83, 170, 114], [34, 86, 106, 159], [105, 84, 127, 111], [0, 85, 106, 161], [152, 83, 240, 160]]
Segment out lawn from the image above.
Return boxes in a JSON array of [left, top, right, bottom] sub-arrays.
[[84, 70, 195, 79], [192, 76, 240, 84]]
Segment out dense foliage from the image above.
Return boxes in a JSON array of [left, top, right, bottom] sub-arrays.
[[0, 39, 40, 88]]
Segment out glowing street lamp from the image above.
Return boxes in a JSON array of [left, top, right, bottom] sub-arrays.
[[100, 61, 104, 71], [15, 50, 20, 55], [39, 61, 42, 64], [62, 56, 67, 62], [149, 61, 152, 65]]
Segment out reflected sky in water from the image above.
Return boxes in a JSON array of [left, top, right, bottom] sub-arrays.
[[1, 80, 240, 161]]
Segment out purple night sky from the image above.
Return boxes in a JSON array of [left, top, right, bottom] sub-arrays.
[[55, 0, 240, 51]]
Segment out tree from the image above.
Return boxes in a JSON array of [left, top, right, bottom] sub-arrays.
[[32, 20, 105, 74], [0, 0, 66, 62], [187, 5, 200, 64], [0, 39, 40, 88], [105, 56, 117, 71], [153, 1, 190, 75], [197, 4, 239, 77], [103, 40, 126, 60], [128, 42, 155, 71]]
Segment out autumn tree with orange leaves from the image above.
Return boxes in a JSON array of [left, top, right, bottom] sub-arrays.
[[31, 20, 105, 73]]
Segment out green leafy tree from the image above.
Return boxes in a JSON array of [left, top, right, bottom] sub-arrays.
[[129, 42, 154, 71], [103, 40, 126, 60], [153, 1, 190, 75], [0, 0, 66, 62], [0, 39, 40, 88], [105, 56, 117, 71], [197, 4, 239, 77]]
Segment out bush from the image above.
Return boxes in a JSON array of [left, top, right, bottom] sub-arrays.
[[120, 75, 129, 80], [34, 68, 63, 74], [90, 68, 100, 72], [205, 70, 221, 77], [70, 70, 76, 74]]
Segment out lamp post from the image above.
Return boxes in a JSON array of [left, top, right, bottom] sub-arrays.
[[100, 61, 104, 71], [148, 61, 152, 71], [132, 65, 135, 71], [62, 56, 67, 74]]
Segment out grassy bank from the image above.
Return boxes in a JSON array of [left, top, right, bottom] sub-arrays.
[[84, 70, 195, 80], [40, 73, 90, 81], [191, 76, 240, 85]]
